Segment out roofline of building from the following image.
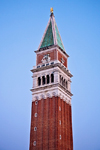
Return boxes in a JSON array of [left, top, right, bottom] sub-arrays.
[[34, 45, 69, 57]]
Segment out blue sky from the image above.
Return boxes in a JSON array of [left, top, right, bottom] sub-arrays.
[[0, 0, 100, 150]]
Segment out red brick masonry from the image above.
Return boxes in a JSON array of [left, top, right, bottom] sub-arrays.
[[37, 49, 67, 68], [58, 51, 67, 68], [37, 49, 57, 65], [29, 97, 73, 150]]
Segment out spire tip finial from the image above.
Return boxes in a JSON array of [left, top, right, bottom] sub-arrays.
[[50, 7, 53, 14]]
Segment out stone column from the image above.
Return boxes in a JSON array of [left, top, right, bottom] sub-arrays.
[[33, 76, 37, 88], [68, 79, 71, 91], [54, 71, 59, 83]]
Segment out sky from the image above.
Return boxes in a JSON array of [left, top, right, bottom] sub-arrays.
[[0, 0, 100, 150]]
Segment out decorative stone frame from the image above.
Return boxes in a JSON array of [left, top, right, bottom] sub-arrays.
[[32, 87, 71, 105]]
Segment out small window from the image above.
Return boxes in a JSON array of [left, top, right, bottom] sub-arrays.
[[51, 62, 54, 65], [60, 135, 62, 140], [35, 101, 38, 105], [51, 73, 54, 83], [37, 66, 40, 68], [46, 63, 49, 66], [34, 113, 37, 117], [38, 77, 41, 86], [42, 64, 45, 67], [59, 106, 61, 111], [42, 76, 45, 85], [34, 127, 37, 131], [33, 141, 36, 146], [59, 120, 61, 125], [47, 75, 49, 84]]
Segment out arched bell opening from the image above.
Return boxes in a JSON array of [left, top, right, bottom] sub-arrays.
[[47, 75, 50, 84], [42, 76, 45, 85], [66, 81, 68, 89], [51, 73, 54, 83], [38, 77, 41, 86]]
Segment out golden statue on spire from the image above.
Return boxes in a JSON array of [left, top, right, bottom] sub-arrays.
[[50, 7, 53, 13]]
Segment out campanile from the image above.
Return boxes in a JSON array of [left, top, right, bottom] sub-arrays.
[[29, 8, 73, 150]]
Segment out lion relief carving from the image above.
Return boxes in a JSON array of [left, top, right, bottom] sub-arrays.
[[41, 54, 51, 63]]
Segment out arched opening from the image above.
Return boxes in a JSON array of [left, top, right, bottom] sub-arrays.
[[42, 76, 45, 85], [66, 81, 68, 89], [38, 77, 41, 86], [33, 141, 36, 146], [35, 101, 38, 105], [51, 73, 54, 83], [60, 75, 61, 83], [63, 79, 65, 87], [47, 75, 49, 84], [61, 77, 63, 85]]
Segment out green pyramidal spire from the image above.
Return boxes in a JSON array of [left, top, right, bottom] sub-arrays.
[[55, 24, 65, 52], [38, 11, 65, 52], [40, 21, 54, 48]]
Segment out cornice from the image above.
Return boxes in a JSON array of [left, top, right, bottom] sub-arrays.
[[35, 45, 69, 58], [31, 86, 72, 105], [31, 83, 73, 97], [31, 63, 73, 78]]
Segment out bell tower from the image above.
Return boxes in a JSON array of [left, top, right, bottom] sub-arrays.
[[29, 9, 73, 150]]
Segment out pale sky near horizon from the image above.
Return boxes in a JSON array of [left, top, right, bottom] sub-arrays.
[[0, 0, 100, 150]]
